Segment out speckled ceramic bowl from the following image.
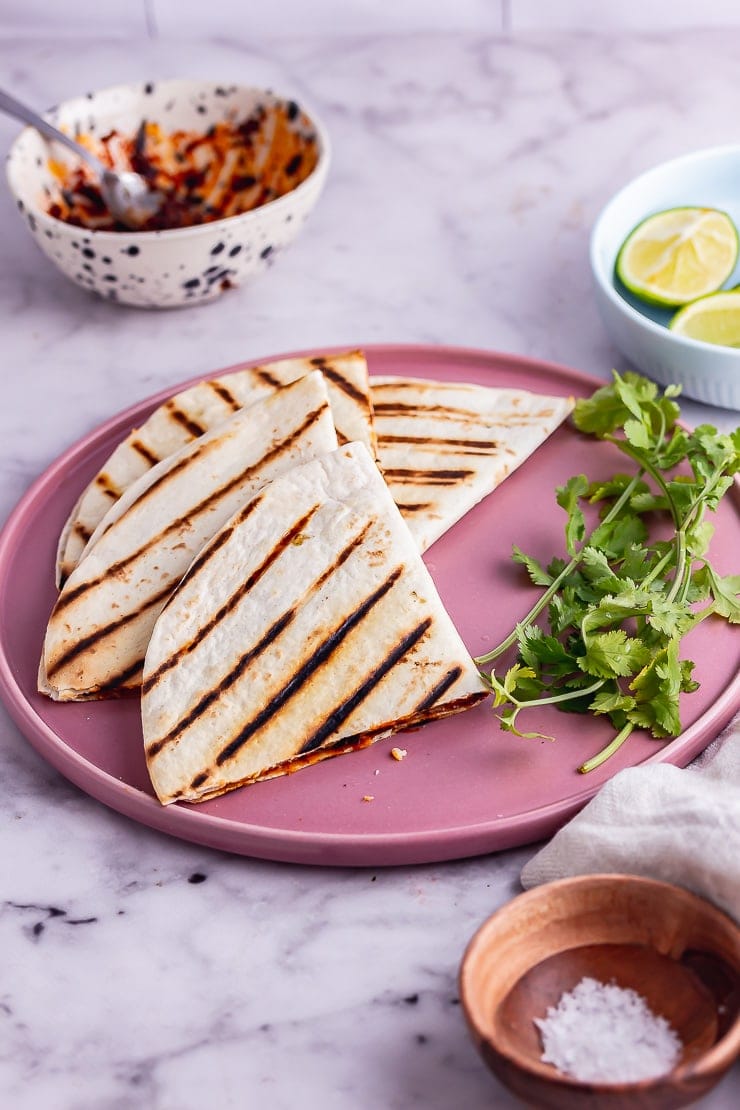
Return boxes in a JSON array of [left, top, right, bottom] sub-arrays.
[[6, 79, 330, 308]]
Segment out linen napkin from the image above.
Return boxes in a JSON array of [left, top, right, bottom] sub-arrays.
[[520, 713, 740, 921]]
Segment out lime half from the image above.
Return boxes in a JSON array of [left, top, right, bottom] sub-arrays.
[[669, 289, 740, 347], [616, 207, 738, 307]]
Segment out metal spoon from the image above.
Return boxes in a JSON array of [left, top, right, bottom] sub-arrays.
[[0, 88, 163, 229]]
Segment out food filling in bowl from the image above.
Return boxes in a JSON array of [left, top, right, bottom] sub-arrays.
[[46, 98, 319, 232]]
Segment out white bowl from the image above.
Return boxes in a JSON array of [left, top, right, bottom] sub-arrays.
[[590, 146, 740, 410], [6, 79, 330, 309]]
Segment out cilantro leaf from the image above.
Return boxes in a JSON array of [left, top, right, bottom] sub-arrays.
[[556, 474, 589, 556], [589, 688, 636, 716], [512, 546, 553, 587], [628, 639, 683, 737], [695, 565, 740, 623], [578, 629, 652, 679], [518, 625, 576, 676]]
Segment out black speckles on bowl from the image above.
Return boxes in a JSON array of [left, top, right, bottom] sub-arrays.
[[5, 78, 330, 308]]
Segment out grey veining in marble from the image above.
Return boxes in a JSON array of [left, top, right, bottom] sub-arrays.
[[0, 17, 738, 1110]]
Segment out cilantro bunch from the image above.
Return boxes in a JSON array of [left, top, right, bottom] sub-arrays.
[[475, 370, 740, 773]]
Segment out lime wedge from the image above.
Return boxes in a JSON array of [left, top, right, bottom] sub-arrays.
[[669, 289, 740, 346], [616, 207, 738, 307]]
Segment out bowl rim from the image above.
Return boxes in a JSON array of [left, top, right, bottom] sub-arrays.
[[589, 143, 740, 357], [459, 872, 740, 1092], [5, 76, 331, 242]]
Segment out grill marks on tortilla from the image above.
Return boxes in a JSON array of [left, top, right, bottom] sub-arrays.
[[383, 467, 475, 486], [142, 502, 322, 698], [146, 523, 388, 764], [46, 582, 174, 681], [296, 661, 468, 761], [54, 401, 330, 617], [373, 400, 482, 422], [73, 521, 92, 542], [95, 658, 145, 695], [148, 608, 293, 760], [373, 395, 557, 428], [371, 378, 575, 552], [309, 358, 375, 450], [373, 393, 506, 503], [207, 567, 412, 783], [109, 384, 236, 488], [253, 367, 283, 388], [377, 433, 498, 455], [56, 353, 374, 586], [166, 492, 264, 602], [188, 686, 489, 795], [411, 665, 463, 713], [130, 439, 161, 466], [298, 618, 432, 755], [208, 381, 241, 410], [94, 474, 122, 501], [44, 383, 337, 700], [318, 364, 370, 408], [164, 400, 206, 438]]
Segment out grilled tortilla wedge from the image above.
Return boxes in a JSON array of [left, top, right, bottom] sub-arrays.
[[41, 372, 338, 701], [371, 376, 573, 552], [56, 349, 374, 585], [143, 441, 488, 805]]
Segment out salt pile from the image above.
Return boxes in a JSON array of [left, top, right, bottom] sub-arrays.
[[534, 976, 682, 1084]]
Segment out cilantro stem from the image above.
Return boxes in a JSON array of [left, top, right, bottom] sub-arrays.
[[613, 439, 680, 528], [516, 677, 605, 710], [578, 722, 634, 774], [475, 472, 645, 665], [479, 671, 605, 710], [641, 546, 674, 589], [666, 527, 687, 605], [615, 440, 712, 606]]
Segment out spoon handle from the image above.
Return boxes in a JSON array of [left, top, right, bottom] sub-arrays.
[[0, 88, 104, 173]]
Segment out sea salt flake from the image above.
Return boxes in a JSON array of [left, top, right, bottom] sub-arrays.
[[534, 976, 682, 1084]]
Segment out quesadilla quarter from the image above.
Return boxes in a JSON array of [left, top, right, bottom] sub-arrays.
[[56, 349, 374, 584], [371, 376, 573, 552], [41, 372, 338, 701], [142, 441, 488, 805]]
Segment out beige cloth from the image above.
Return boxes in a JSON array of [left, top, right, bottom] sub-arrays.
[[520, 714, 740, 921]]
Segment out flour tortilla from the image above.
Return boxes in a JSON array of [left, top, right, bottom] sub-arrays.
[[56, 350, 374, 585], [370, 376, 574, 552], [143, 441, 487, 805], [41, 372, 338, 701]]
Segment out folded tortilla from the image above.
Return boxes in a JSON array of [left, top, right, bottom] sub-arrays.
[[371, 377, 574, 552], [41, 372, 338, 701], [142, 441, 487, 805], [56, 349, 374, 585]]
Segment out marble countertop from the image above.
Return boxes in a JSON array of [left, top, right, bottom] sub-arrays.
[[0, 20, 738, 1110]]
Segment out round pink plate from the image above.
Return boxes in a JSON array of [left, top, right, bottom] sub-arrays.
[[1, 344, 738, 866]]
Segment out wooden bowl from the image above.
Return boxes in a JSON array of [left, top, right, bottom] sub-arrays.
[[459, 875, 740, 1109]]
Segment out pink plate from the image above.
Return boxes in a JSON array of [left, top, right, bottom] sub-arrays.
[[0, 344, 738, 866]]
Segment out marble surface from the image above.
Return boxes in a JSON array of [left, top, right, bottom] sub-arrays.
[[0, 19, 738, 1110]]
